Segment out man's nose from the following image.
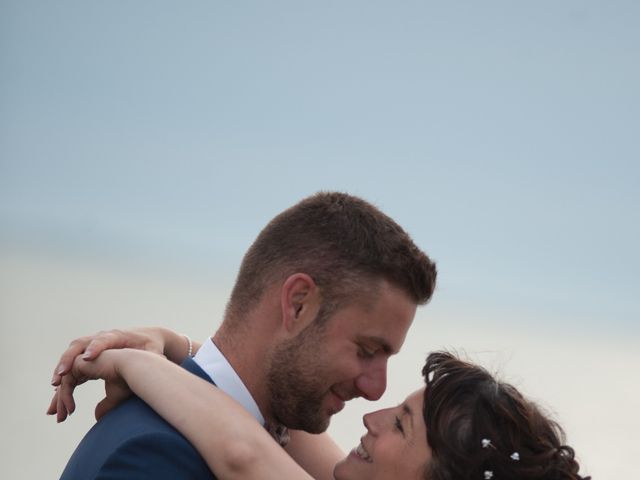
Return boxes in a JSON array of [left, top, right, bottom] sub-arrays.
[[355, 358, 388, 401]]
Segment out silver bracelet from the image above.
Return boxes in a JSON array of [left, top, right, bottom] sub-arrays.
[[182, 334, 194, 358]]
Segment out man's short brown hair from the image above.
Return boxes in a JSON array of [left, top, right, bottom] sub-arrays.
[[225, 191, 437, 322]]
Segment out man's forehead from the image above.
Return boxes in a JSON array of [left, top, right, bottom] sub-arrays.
[[329, 282, 415, 351]]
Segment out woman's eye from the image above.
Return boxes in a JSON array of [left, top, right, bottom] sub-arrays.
[[394, 416, 405, 434]]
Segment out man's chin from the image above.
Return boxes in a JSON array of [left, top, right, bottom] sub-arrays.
[[301, 415, 331, 434], [276, 408, 331, 434]]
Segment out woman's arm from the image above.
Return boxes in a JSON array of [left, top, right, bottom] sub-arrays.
[[49, 327, 203, 420], [67, 349, 313, 480], [285, 430, 344, 480], [51, 327, 202, 385], [48, 327, 343, 478]]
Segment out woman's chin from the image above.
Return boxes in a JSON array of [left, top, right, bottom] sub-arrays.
[[332, 453, 367, 480]]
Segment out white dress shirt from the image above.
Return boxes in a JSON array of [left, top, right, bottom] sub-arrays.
[[193, 337, 265, 426]]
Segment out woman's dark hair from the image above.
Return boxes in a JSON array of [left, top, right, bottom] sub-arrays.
[[421, 352, 590, 480]]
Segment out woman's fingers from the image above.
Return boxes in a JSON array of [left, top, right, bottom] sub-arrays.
[[56, 387, 68, 423], [50, 330, 131, 386], [46, 388, 59, 416], [57, 373, 79, 422], [51, 336, 91, 386], [49, 350, 133, 423], [95, 381, 132, 420], [80, 330, 130, 360]]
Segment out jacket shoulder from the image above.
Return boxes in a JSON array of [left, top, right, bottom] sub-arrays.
[[60, 397, 214, 479], [95, 430, 214, 479]]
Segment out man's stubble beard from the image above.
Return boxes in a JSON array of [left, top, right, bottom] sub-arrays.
[[266, 320, 334, 434]]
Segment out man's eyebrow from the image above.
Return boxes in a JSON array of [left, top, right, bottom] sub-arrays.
[[358, 335, 394, 354]]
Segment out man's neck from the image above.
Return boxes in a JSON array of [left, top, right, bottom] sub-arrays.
[[212, 329, 275, 425]]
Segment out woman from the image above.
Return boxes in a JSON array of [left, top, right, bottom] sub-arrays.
[[49, 330, 589, 480]]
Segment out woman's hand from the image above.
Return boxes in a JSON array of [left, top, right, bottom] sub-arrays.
[[47, 327, 196, 422], [47, 349, 134, 423], [49, 327, 196, 386]]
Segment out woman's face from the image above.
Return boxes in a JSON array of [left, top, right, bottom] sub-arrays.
[[333, 388, 431, 480]]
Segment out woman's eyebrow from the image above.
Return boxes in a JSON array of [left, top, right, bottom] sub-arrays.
[[402, 404, 414, 430]]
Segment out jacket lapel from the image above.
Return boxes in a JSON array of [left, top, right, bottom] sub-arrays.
[[180, 356, 216, 385]]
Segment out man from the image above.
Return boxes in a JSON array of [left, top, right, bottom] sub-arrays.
[[53, 192, 437, 479]]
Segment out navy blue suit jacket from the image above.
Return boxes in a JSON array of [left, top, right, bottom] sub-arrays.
[[60, 357, 215, 479]]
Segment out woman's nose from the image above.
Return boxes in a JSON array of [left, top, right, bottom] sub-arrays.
[[362, 412, 375, 436], [362, 408, 389, 435]]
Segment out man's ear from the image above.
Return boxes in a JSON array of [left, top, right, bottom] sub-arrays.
[[280, 273, 321, 335]]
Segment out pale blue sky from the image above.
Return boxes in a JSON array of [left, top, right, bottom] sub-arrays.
[[2, 1, 639, 333], [2, 3, 639, 477]]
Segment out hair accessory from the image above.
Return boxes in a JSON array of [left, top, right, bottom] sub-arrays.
[[481, 438, 493, 449], [484, 471, 494, 479], [510, 452, 520, 461]]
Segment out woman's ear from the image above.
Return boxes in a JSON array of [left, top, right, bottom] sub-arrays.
[[280, 273, 321, 335]]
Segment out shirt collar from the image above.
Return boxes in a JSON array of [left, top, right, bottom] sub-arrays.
[[193, 337, 265, 426]]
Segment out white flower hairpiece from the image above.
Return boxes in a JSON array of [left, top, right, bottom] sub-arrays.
[[481, 438, 492, 448], [510, 452, 520, 461], [484, 471, 494, 479]]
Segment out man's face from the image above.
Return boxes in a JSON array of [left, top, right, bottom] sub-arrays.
[[266, 280, 417, 433]]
